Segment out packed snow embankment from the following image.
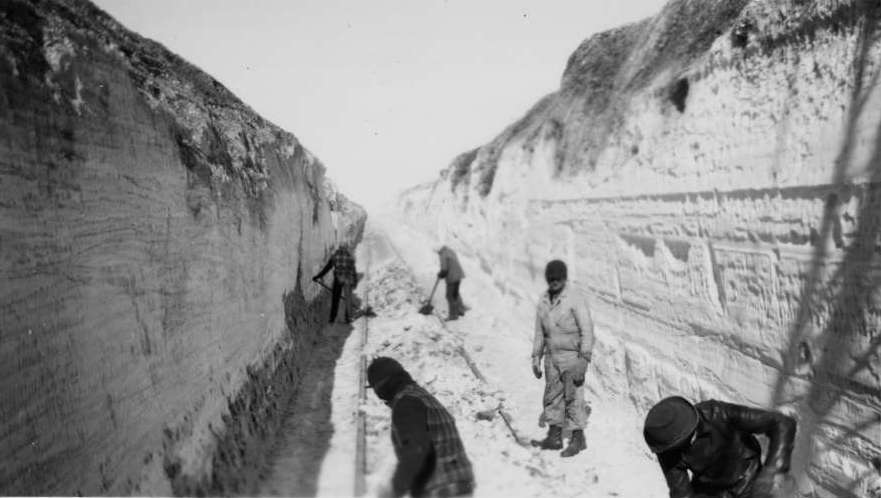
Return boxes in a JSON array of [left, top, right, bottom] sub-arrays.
[[0, 0, 365, 495], [395, 1, 881, 495], [360, 225, 666, 498]]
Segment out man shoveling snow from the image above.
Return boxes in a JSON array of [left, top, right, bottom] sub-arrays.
[[435, 245, 467, 321], [313, 243, 358, 324]]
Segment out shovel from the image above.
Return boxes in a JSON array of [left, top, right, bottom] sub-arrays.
[[418, 278, 441, 315], [313, 279, 376, 318]]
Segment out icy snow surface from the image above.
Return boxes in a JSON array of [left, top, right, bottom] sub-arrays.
[[359, 220, 666, 497], [256, 218, 668, 497]]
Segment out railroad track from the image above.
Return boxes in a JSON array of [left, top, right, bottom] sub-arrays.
[[382, 235, 531, 448], [262, 228, 529, 497], [427, 306, 532, 448], [351, 230, 537, 496], [353, 235, 374, 496]]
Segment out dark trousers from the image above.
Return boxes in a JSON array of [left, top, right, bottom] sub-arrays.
[[691, 458, 760, 497], [445, 280, 465, 319], [329, 278, 353, 322]]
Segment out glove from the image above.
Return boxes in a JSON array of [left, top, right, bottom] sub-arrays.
[[572, 357, 589, 387], [312, 276, 319, 282], [531, 357, 542, 379], [437, 270, 448, 278]]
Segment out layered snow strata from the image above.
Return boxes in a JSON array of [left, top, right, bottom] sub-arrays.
[[0, 0, 365, 495], [398, 1, 881, 495]]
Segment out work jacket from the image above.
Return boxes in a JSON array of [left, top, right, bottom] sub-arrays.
[[437, 246, 464, 283], [532, 284, 595, 366], [658, 400, 797, 498], [390, 384, 475, 497], [315, 247, 357, 285]]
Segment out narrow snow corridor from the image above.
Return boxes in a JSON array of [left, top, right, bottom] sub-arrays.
[[366, 217, 668, 497], [255, 219, 669, 497], [263, 220, 667, 497]]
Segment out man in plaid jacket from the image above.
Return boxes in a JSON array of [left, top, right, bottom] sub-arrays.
[[368, 357, 475, 498], [312, 242, 358, 323]]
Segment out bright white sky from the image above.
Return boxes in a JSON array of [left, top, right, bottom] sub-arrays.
[[92, 0, 667, 210]]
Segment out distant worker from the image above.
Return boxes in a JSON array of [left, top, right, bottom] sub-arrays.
[[643, 396, 797, 498], [435, 245, 466, 321], [367, 357, 475, 498], [531, 259, 595, 457], [312, 242, 357, 324]]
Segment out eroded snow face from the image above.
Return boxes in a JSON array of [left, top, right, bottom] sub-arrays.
[[391, 14, 881, 491]]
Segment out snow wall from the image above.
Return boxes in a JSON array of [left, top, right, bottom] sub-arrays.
[[397, 1, 881, 496], [0, 0, 366, 495]]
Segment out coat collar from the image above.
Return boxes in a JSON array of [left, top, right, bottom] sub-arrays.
[[541, 284, 569, 308]]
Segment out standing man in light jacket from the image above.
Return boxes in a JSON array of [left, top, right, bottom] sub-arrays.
[[531, 259, 595, 457], [436, 245, 466, 321]]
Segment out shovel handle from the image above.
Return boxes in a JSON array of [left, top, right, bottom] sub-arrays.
[[427, 277, 441, 301], [314, 278, 349, 301]]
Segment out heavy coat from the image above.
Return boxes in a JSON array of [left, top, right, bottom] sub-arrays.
[[437, 246, 464, 284], [532, 285, 595, 369], [389, 384, 475, 497], [657, 400, 797, 498], [316, 246, 357, 285]]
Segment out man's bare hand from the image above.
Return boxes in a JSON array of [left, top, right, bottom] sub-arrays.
[[531, 357, 542, 379]]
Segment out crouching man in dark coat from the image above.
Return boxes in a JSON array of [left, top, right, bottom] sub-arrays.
[[643, 396, 797, 498], [368, 357, 475, 498]]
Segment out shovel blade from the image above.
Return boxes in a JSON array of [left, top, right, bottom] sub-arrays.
[[418, 303, 434, 315]]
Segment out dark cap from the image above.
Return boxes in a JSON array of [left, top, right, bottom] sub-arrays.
[[545, 260, 567, 281], [367, 357, 406, 388], [643, 396, 700, 453]]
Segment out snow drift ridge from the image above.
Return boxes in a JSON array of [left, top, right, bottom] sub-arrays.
[[397, 1, 881, 496]]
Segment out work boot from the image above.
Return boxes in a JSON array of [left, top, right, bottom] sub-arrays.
[[531, 425, 563, 450], [560, 429, 586, 457]]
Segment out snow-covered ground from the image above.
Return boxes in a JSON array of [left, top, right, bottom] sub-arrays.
[[360, 218, 667, 497], [257, 217, 667, 497]]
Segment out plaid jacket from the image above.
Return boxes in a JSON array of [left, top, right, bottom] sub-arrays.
[[392, 384, 474, 497], [316, 247, 357, 284], [332, 247, 357, 283]]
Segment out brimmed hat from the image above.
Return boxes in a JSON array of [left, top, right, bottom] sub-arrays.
[[643, 396, 700, 453]]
